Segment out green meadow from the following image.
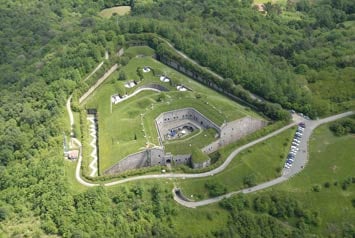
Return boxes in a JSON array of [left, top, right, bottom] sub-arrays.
[[177, 127, 296, 199], [261, 121, 355, 236]]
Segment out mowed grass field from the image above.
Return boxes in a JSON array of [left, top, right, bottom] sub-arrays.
[[99, 6, 131, 18], [178, 127, 296, 200], [262, 121, 355, 236], [84, 46, 263, 173]]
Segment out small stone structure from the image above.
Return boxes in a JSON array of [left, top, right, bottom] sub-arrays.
[[192, 159, 211, 169], [104, 107, 267, 175]]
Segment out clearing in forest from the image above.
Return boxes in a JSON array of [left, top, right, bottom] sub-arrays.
[[99, 6, 131, 18]]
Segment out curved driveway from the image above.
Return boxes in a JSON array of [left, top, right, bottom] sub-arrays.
[[67, 90, 353, 206], [173, 111, 354, 207]]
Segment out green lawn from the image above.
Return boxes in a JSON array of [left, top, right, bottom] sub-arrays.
[[99, 6, 131, 18], [178, 127, 296, 200], [263, 122, 355, 236], [125, 46, 155, 57], [64, 159, 88, 194], [67, 119, 354, 237], [83, 50, 263, 173], [92, 89, 249, 173]]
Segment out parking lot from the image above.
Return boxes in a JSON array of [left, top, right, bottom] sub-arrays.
[[283, 122, 305, 169]]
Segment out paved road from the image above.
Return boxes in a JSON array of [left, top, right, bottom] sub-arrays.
[[173, 111, 354, 208], [65, 55, 354, 206], [67, 89, 353, 206]]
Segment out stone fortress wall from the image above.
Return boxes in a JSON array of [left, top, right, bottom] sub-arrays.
[[155, 108, 221, 139], [104, 148, 191, 175], [104, 108, 267, 175], [202, 117, 267, 154], [105, 148, 165, 175]]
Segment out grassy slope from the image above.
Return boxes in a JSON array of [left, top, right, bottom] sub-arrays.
[[178, 127, 296, 200], [124, 46, 155, 56], [99, 6, 131, 18], [173, 119, 355, 236], [65, 116, 354, 236], [84, 49, 261, 172], [104, 178, 230, 237], [264, 122, 355, 236]]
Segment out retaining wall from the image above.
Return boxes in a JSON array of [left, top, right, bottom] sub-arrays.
[[155, 108, 221, 142], [104, 148, 165, 175], [192, 158, 211, 169], [202, 116, 267, 154]]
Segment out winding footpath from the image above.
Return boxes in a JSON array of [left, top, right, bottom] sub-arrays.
[[66, 95, 353, 206], [113, 87, 162, 104]]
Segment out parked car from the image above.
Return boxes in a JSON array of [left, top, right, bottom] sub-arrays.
[[299, 122, 306, 128]]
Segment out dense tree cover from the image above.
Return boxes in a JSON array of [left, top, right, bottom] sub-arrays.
[[329, 116, 355, 136], [127, 0, 354, 117], [0, 1, 174, 236], [205, 181, 227, 197], [0, 0, 354, 236], [219, 193, 321, 237]]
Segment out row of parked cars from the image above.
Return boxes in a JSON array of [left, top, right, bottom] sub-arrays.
[[284, 122, 306, 169]]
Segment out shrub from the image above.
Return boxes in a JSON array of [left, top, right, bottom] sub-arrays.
[[243, 174, 256, 188], [352, 199, 355, 208], [312, 184, 321, 192], [0, 207, 8, 221], [205, 181, 227, 197], [329, 118, 355, 136]]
